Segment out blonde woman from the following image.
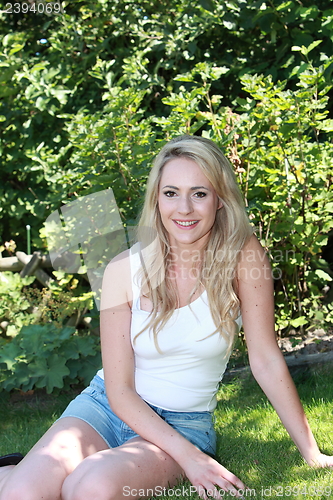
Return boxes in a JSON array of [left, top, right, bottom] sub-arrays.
[[0, 135, 332, 500]]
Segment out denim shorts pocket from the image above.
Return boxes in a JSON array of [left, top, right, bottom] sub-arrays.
[[120, 420, 139, 443], [164, 411, 216, 456], [81, 385, 98, 399], [81, 376, 110, 408]]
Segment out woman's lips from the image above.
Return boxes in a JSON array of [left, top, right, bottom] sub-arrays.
[[172, 220, 199, 229]]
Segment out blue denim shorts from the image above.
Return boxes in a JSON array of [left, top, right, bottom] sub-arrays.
[[59, 375, 216, 457]]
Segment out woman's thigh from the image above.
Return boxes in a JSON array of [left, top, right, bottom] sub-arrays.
[[62, 436, 185, 500], [0, 417, 108, 500]]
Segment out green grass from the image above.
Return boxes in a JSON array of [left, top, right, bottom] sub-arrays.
[[0, 388, 78, 455], [0, 365, 332, 500], [210, 364, 333, 500]]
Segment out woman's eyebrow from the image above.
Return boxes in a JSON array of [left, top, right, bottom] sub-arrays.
[[190, 186, 210, 191], [161, 185, 210, 190]]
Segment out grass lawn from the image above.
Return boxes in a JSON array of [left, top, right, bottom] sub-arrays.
[[0, 363, 332, 500]]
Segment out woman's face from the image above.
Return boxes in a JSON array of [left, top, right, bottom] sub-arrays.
[[158, 157, 222, 250]]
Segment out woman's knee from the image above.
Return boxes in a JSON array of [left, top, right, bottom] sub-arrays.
[[0, 481, 42, 500], [62, 467, 121, 500]]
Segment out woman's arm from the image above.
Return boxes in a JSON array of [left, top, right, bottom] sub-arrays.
[[100, 251, 246, 497], [237, 235, 333, 467]]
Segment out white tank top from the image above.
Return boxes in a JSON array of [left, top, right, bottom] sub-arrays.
[[98, 243, 241, 412]]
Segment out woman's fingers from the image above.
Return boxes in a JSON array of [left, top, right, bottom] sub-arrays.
[[212, 466, 247, 493], [182, 449, 247, 499], [194, 469, 247, 500], [197, 482, 246, 500]]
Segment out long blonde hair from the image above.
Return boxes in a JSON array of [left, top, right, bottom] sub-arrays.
[[135, 135, 253, 353]]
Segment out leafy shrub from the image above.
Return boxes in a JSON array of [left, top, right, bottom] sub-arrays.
[[0, 270, 100, 393], [0, 272, 35, 337], [0, 323, 101, 394], [39, 58, 333, 335], [234, 55, 333, 331]]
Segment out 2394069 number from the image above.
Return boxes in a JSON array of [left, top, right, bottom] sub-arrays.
[[4, 2, 63, 14], [275, 485, 332, 496]]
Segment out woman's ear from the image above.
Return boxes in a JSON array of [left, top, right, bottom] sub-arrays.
[[217, 198, 223, 210]]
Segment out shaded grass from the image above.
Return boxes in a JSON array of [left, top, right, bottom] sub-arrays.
[[0, 365, 332, 499], [0, 388, 79, 456]]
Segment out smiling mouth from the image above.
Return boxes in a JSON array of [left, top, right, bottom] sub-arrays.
[[174, 220, 199, 227]]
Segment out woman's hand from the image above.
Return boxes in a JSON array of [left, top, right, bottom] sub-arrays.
[[308, 453, 333, 468], [181, 448, 246, 499]]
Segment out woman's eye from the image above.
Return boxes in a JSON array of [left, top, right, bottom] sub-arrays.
[[162, 190, 207, 198], [163, 190, 176, 197]]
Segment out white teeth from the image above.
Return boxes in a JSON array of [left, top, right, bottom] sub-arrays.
[[175, 220, 198, 226]]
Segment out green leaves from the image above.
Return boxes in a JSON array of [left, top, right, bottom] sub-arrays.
[[0, 273, 35, 336], [235, 68, 333, 332], [292, 40, 323, 57], [30, 354, 70, 394], [0, 324, 101, 393], [1, 0, 333, 248]]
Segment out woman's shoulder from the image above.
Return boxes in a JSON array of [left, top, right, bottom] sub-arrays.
[[238, 234, 269, 265], [104, 248, 130, 276], [101, 246, 137, 310], [236, 233, 273, 294], [106, 242, 140, 270]]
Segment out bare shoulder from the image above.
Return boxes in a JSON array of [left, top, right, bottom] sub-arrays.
[[237, 234, 272, 284], [103, 248, 132, 283], [236, 234, 274, 311], [100, 248, 133, 311], [236, 234, 275, 328], [105, 247, 131, 271], [239, 233, 268, 261]]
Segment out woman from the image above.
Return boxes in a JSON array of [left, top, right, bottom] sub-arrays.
[[0, 135, 332, 500]]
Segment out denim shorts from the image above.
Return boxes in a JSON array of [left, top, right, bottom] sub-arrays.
[[59, 374, 216, 457]]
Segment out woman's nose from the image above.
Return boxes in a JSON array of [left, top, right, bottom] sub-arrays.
[[177, 196, 193, 214]]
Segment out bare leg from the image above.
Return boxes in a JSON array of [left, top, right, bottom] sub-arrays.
[[62, 436, 185, 500], [0, 466, 15, 491], [0, 417, 108, 500]]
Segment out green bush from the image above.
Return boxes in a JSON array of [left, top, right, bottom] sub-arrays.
[[0, 272, 35, 337], [0, 323, 101, 393], [0, 271, 100, 393], [38, 59, 333, 334], [235, 58, 333, 331]]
